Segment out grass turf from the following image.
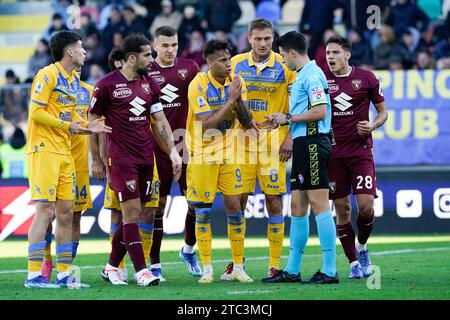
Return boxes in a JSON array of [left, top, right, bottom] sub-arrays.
[[0, 235, 449, 300]]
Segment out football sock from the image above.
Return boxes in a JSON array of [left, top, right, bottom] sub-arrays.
[[184, 207, 196, 246], [108, 222, 127, 267], [150, 210, 163, 265], [183, 244, 195, 254], [356, 242, 367, 252], [336, 221, 358, 263], [27, 240, 46, 277], [139, 223, 153, 265], [284, 215, 309, 275], [315, 211, 337, 277], [150, 263, 161, 269], [357, 211, 375, 245], [55, 242, 73, 273], [123, 223, 146, 273], [267, 214, 284, 269], [110, 222, 126, 269], [44, 232, 52, 262], [195, 207, 212, 266], [227, 212, 245, 265], [71, 241, 79, 262]]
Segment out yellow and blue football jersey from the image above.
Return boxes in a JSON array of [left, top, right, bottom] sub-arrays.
[[231, 51, 296, 151], [186, 71, 247, 162]]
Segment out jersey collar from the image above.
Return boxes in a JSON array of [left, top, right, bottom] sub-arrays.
[[207, 70, 232, 89], [248, 50, 275, 69], [54, 61, 77, 81], [297, 60, 316, 75]]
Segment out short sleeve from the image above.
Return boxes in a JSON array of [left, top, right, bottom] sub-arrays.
[[89, 81, 108, 116], [305, 73, 328, 107], [29, 69, 55, 108], [188, 79, 211, 117], [149, 79, 163, 114], [191, 61, 201, 75], [367, 73, 385, 105]]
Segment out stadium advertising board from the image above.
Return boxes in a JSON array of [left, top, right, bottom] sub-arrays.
[[1, 176, 449, 240], [372, 70, 450, 165]]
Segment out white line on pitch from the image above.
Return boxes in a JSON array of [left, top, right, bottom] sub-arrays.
[[0, 247, 449, 275]]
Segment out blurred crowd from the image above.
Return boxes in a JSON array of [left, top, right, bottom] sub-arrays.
[[1, 0, 450, 162], [13, 0, 450, 85]]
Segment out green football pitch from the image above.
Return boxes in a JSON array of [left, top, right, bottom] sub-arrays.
[[1, 235, 449, 300]]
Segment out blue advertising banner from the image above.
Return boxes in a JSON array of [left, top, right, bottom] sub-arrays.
[[371, 70, 450, 165]]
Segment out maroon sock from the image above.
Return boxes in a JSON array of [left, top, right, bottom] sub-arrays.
[[108, 222, 127, 267], [357, 211, 375, 245], [150, 210, 164, 265], [184, 207, 196, 246], [123, 223, 147, 273], [336, 221, 358, 263]]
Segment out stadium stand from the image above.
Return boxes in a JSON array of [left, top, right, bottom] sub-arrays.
[[255, 0, 282, 25], [235, 0, 256, 27], [0, 1, 52, 85]]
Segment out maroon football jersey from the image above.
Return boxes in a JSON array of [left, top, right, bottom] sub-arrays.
[[90, 69, 162, 165], [323, 67, 385, 158], [148, 58, 199, 158]]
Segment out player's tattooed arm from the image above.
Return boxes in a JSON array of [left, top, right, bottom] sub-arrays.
[[150, 122, 171, 156], [159, 124, 171, 146], [234, 97, 252, 129]]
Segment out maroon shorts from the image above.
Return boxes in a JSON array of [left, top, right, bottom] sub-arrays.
[[155, 155, 187, 197], [110, 162, 154, 202], [328, 156, 377, 200]]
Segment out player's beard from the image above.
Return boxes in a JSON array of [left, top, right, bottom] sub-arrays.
[[137, 66, 148, 76]]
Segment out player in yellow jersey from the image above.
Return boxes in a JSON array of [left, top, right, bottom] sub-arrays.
[[186, 40, 254, 284], [222, 19, 297, 280], [40, 68, 94, 281], [25, 30, 111, 289]]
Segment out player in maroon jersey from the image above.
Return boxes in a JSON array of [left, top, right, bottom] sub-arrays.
[[324, 36, 388, 279], [89, 34, 182, 286], [148, 26, 202, 280]]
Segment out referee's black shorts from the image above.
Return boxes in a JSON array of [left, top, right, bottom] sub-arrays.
[[290, 134, 331, 191]]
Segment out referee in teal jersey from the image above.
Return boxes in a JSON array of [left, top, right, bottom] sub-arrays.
[[262, 31, 338, 285]]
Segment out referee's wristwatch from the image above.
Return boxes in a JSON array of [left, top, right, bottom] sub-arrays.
[[285, 113, 292, 125]]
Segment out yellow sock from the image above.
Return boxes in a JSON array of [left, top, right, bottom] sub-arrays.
[[195, 208, 212, 266], [268, 214, 285, 269], [227, 212, 245, 264], [55, 242, 72, 273], [27, 241, 46, 273], [139, 224, 154, 265]]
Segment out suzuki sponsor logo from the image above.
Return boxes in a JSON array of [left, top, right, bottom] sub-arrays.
[[129, 96, 147, 117], [160, 84, 179, 103], [333, 92, 353, 111]]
